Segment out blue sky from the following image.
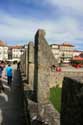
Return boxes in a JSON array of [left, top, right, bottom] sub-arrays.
[[0, 0, 83, 50]]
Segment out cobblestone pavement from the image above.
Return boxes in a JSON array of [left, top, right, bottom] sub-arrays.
[[0, 65, 27, 125]]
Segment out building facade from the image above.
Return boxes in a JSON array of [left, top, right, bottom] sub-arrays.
[[0, 40, 8, 61], [50, 42, 82, 63], [50, 44, 61, 63], [59, 43, 74, 63], [8, 45, 24, 62]]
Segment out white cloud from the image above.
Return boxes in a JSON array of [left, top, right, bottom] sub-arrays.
[[45, 0, 83, 13], [0, 12, 83, 48]]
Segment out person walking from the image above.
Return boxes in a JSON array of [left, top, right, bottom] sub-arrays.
[[0, 61, 4, 93], [6, 64, 13, 86], [17, 61, 20, 71]]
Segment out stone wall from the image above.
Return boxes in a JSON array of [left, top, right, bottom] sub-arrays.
[[38, 103, 60, 125], [21, 29, 60, 125], [21, 50, 26, 74], [34, 29, 57, 66], [61, 77, 83, 125], [34, 29, 57, 103], [49, 71, 83, 88], [28, 42, 34, 89], [21, 29, 83, 125], [33, 29, 60, 124]]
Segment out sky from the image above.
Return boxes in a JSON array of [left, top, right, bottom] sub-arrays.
[[0, 0, 83, 50]]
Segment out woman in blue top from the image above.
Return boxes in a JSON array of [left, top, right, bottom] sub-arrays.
[[6, 64, 13, 86]]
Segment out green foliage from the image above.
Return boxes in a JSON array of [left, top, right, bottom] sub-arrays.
[[49, 87, 62, 112]]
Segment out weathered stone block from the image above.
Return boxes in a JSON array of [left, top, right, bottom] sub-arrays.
[[61, 76, 83, 125]]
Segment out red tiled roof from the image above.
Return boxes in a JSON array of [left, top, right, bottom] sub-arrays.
[[73, 56, 83, 61], [0, 40, 7, 46], [9, 45, 24, 49], [73, 50, 82, 52], [60, 42, 74, 47], [50, 42, 74, 47]]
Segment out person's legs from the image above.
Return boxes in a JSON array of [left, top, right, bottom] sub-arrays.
[[9, 76, 12, 86], [8, 76, 12, 86]]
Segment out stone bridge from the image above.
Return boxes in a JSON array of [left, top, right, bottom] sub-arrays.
[[0, 30, 83, 125], [21, 29, 60, 125], [20, 29, 83, 125]]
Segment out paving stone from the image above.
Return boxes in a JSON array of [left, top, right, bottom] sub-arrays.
[[0, 65, 27, 125]]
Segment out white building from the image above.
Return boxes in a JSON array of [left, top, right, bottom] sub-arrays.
[[59, 42, 74, 63], [50, 44, 61, 63], [0, 40, 8, 61], [50, 42, 76, 63], [9, 45, 24, 62]]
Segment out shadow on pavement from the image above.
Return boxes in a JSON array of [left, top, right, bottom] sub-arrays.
[[0, 68, 28, 125]]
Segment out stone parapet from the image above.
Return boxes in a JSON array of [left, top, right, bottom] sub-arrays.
[[34, 29, 57, 104], [38, 103, 60, 125], [35, 29, 57, 66], [61, 76, 83, 125], [25, 96, 60, 125]]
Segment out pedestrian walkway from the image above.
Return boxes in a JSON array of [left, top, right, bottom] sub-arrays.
[[0, 65, 27, 125]]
